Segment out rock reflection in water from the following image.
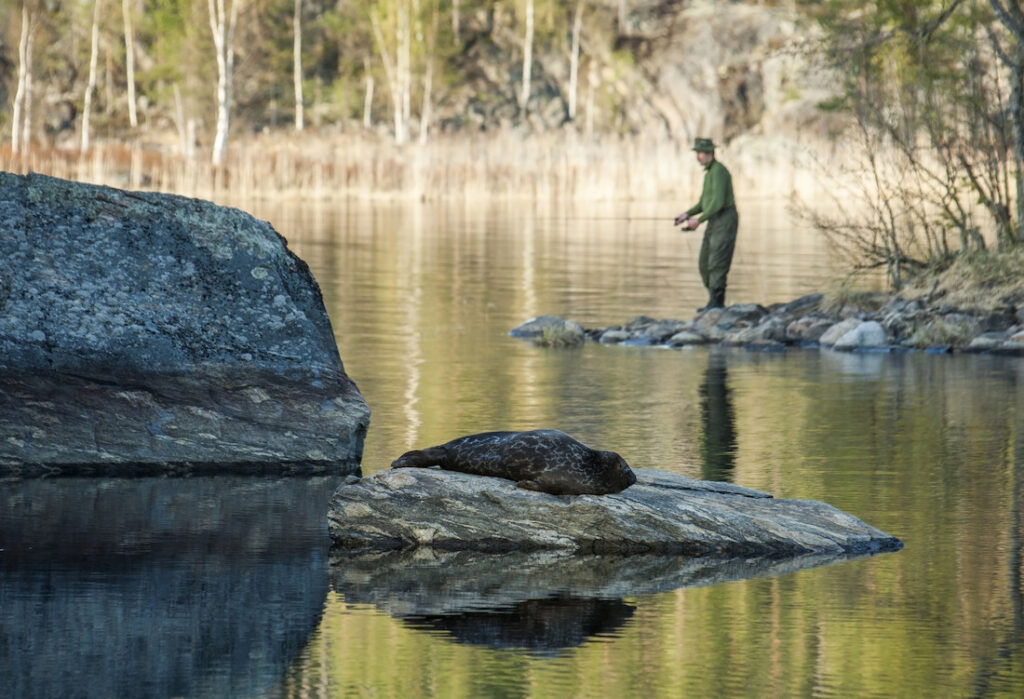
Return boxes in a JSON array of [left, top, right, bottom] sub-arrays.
[[0, 476, 339, 699], [330, 547, 885, 654]]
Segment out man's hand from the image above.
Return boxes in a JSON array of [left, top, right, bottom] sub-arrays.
[[685, 217, 699, 230], [673, 213, 687, 226]]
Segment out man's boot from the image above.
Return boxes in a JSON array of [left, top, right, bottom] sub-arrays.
[[709, 287, 726, 309], [697, 289, 716, 313]]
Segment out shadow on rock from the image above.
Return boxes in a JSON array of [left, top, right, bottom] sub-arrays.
[[0, 476, 341, 699]]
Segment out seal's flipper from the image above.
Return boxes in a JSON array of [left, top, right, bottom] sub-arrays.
[[391, 446, 446, 469]]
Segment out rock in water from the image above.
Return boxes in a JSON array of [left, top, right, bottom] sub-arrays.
[[0, 173, 369, 475], [329, 468, 904, 555]]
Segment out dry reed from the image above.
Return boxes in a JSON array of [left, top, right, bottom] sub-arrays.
[[0, 130, 801, 203]]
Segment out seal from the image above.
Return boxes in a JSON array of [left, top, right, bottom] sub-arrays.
[[390, 429, 637, 495]]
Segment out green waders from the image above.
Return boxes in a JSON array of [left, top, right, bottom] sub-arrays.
[[698, 206, 738, 309]]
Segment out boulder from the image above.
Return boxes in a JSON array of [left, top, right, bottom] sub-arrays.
[[818, 318, 862, 347], [327, 467, 903, 556], [831, 320, 890, 350], [508, 314, 585, 346], [0, 173, 369, 475]]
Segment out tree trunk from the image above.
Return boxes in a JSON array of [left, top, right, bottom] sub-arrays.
[[11, 2, 31, 155], [399, 1, 411, 144], [520, 0, 534, 113], [173, 83, 189, 157], [123, 0, 138, 127], [370, 4, 409, 144], [294, 0, 304, 131], [419, 4, 438, 145], [363, 57, 374, 129], [585, 59, 597, 136], [1009, 59, 1024, 246], [568, 0, 585, 121], [81, 0, 102, 154], [21, 10, 36, 154], [989, 0, 1024, 246], [208, 0, 240, 166], [452, 0, 460, 44]]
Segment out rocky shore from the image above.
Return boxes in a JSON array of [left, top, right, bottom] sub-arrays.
[[511, 292, 1024, 355]]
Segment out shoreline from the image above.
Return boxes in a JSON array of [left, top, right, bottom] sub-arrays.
[[511, 292, 1024, 357]]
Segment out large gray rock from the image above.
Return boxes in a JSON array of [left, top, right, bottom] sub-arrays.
[[327, 468, 902, 556], [0, 173, 369, 475]]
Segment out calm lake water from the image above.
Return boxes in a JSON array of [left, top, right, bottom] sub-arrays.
[[3, 197, 1024, 697]]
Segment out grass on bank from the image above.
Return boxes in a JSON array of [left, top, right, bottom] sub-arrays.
[[826, 247, 1024, 314]]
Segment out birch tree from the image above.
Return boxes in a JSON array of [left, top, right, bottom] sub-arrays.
[[568, 0, 585, 121], [11, 1, 36, 155], [81, 0, 103, 153], [208, 0, 241, 165], [294, 0, 304, 131], [370, 0, 412, 144], [452, 0, 460, 44], [363, 56, 374, 129], [519, 0, 534, 112], [418, 2, 439, 144], [122, 0, 138, 127]]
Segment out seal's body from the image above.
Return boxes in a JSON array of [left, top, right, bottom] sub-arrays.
[[390, 429, 637, 496]]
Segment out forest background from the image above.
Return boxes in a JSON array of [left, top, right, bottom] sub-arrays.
[[3, 0, 1024, 292]]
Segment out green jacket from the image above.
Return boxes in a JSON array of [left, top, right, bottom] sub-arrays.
[[686, 159, 735, 223]]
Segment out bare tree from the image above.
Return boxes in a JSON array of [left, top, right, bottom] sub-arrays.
[[986, 0, 1024, 246], [208, 0, 241, 165], [519, 0, 534, 113], [294, 0, 304, 131], [81, 0, 103, 153], [122, 0, 138, 127]]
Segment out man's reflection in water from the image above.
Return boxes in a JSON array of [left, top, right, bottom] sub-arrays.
[[700, 351, 738, 482]]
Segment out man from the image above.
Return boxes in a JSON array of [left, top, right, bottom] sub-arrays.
[[674, 137, 739, 312]]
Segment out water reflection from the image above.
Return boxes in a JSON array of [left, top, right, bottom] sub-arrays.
[[401, 597, 636, 657], [0, 476, 339, 699], [329, 547, 888, 655], [699, 350, 737, 482]]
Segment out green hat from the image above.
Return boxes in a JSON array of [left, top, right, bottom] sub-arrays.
[[692, 137, 716, 153]]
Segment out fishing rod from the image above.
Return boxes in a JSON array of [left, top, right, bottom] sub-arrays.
[[534, 216, 676, 222]]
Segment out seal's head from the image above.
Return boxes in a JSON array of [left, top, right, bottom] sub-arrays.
[[600, 451, 637, 492]]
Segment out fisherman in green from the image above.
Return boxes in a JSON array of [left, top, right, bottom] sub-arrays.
[[674, 137, 738, 312]]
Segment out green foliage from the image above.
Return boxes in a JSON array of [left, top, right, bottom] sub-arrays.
[[533, 324, 584, 348]]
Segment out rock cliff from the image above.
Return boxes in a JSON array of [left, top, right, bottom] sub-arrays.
[[0, 173, 369, 475]]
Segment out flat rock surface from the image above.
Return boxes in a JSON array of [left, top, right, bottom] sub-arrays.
[[327, 468, 902, 555], [0, 173, 368, 475]]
